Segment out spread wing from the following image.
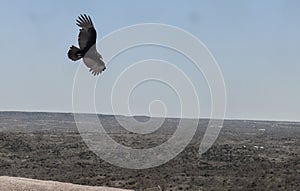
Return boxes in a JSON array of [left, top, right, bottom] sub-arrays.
[[76, 14, 97, 52], [83, 50, 106, 76], [88, 60, 106, 76]]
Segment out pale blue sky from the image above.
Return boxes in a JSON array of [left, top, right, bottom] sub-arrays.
[[0, 0, 299, 121]]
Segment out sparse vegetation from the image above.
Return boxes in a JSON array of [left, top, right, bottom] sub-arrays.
[[0, 112, 299, 190]]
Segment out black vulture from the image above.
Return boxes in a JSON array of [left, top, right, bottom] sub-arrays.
[[68, 14, 106, 76]]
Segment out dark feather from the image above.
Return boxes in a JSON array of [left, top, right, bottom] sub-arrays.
[[75, 14, 97, 53], [68, 14, 106, 76]]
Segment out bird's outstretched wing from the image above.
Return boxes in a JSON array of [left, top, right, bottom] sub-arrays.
[[89, 62, 106, 76], [76, 14, 97, 52], [84, 49, 106, 76]]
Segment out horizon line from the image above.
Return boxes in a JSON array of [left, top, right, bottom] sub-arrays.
[[0, 109, 299, 123]]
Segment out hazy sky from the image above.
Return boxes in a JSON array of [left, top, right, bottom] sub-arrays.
[[0, 0, 299, 121]]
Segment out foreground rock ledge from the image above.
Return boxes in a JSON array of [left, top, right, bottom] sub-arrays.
[[0, 176, 133, 191]]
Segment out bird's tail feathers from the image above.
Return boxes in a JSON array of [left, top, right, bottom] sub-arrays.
[[68, 46, 83, 61]]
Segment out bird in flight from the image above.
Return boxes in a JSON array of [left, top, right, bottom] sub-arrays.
[[68, 14, 106, 76]]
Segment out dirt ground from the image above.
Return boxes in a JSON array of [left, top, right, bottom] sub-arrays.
[[0, 176, 133, 191], [0, 112, 299, 190]]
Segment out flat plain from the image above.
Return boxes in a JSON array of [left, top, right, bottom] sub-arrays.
[[0, 112, 299, 190]]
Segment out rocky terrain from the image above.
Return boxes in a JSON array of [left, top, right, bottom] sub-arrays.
[[0, 111, 299, 190]]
